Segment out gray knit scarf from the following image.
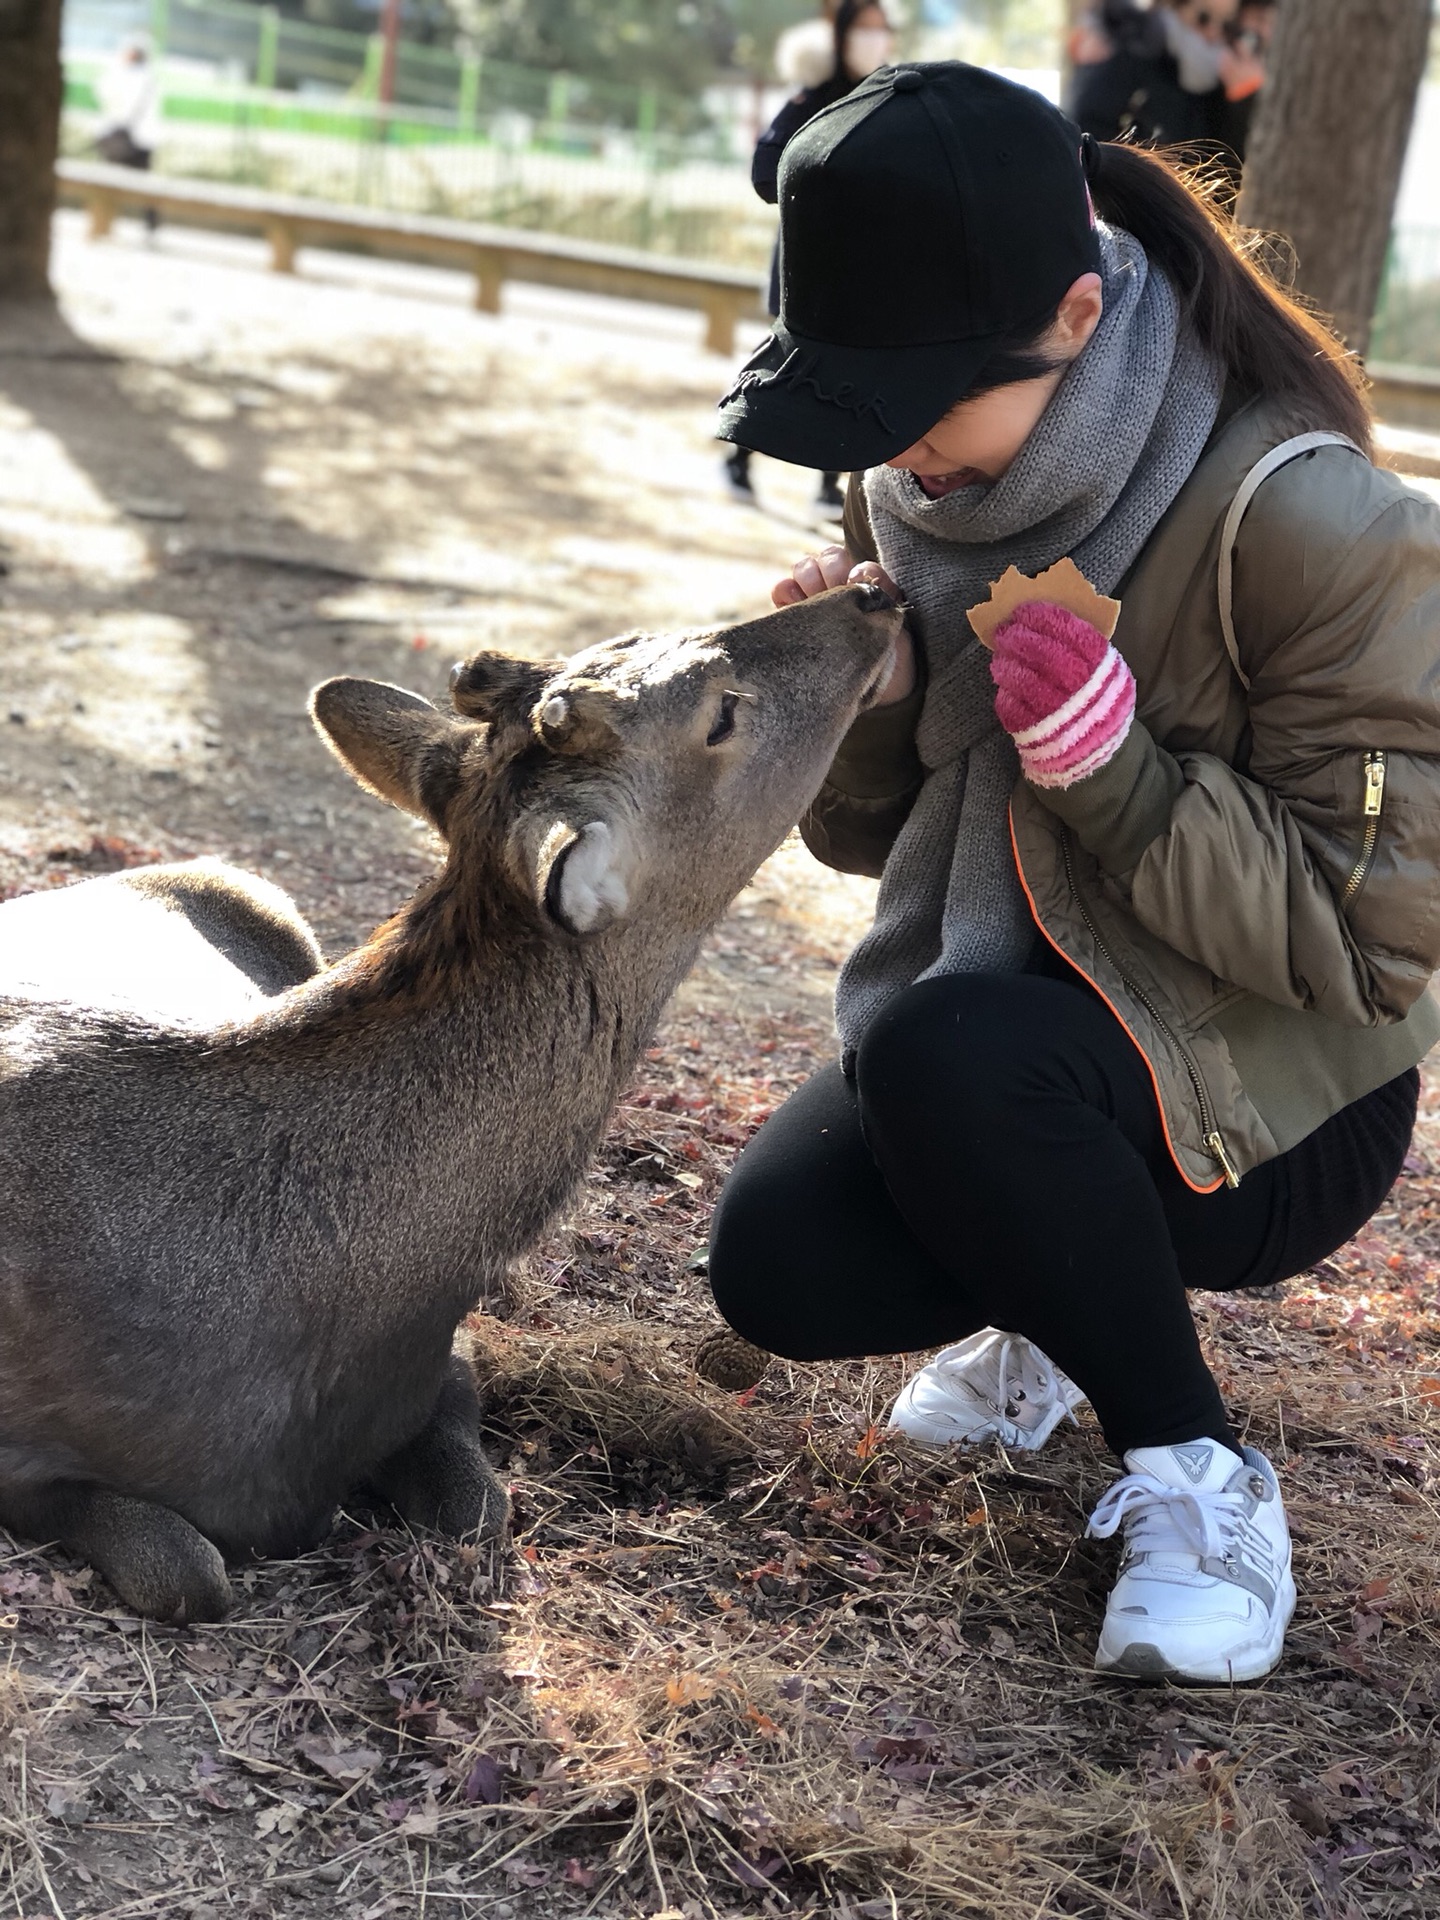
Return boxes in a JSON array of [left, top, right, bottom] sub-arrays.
[[835, 224, 1224, 1055]]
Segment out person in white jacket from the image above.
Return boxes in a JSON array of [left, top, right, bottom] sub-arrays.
[[99, 38, 161, 155], [95, 37, 162, 232]]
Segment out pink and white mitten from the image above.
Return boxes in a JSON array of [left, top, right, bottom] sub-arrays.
[[989, 601, 1136, 790]]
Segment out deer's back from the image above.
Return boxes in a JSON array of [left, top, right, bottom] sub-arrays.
[[0, 860, 323, 1027]]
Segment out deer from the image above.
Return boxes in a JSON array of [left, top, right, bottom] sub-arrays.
[[0, 583, 899, 1622]]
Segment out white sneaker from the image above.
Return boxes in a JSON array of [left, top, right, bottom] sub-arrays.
[[886, 1329, 1087, 1451], [1087, 1440, 1296, 1683]]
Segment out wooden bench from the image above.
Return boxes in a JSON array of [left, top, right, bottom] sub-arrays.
[[1369, 362, 1440, 437], [56, 160, 768, 355]]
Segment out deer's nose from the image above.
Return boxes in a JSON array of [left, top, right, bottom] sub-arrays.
[[852, 578, 897, 614]]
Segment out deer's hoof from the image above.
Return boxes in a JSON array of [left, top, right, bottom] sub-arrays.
[[107, 1512, 234, 1624]]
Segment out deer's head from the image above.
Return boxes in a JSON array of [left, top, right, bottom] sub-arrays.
[[310, 582, 901, 942]]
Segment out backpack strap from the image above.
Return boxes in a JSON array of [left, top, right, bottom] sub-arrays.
[[1216, 431, 1366, 691]]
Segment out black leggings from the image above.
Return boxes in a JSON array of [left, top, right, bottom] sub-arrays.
[[709, 972, 1417, 1456]]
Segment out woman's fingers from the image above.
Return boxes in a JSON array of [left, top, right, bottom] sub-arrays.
[[848, 560, 901, 602], [771, 549, 903, 613], [815, 545, 854, 590], [795, 547, 851, 596], [772, 544, 855, 608]]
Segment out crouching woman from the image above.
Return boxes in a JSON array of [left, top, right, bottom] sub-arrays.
[[708, 61, 1440, 1682]]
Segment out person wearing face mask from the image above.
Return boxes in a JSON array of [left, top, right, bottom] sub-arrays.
[[708, 64, 1440, 1685], [1067, 0, 1169, 143], [722, 0, 895, 515], [1146, 0, 1238, 146]]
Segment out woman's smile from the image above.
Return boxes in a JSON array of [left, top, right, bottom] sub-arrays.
[[912, 466, 990, 498]]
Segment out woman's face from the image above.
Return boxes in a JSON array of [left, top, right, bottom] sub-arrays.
[[845, 7, 894, 78], [885, 273, 1105, 498]]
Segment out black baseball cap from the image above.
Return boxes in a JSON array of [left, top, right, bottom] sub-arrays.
[[716, 63, 1099, 472]]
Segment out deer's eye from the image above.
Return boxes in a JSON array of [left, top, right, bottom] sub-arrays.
[[707, 690, 740, 747]]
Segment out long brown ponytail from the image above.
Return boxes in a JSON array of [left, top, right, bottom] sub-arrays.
[[1082, 139, 1373, 456]]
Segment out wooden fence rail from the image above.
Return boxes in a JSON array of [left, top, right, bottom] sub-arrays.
[[55, 161, 768, 355]]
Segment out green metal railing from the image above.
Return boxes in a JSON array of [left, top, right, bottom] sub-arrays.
[[138, 0, 673, 135], [62, 66, 776, 270], [1371, 228, 1440, 368]]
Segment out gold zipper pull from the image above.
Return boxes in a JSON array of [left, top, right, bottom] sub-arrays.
[[1204, 1130, 1242, 1189], [1364, 750, 1387, 817]]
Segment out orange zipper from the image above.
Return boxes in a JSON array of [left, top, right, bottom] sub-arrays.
[[1008, 807, 1230, 1194]]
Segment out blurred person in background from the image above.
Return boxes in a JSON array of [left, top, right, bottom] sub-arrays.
[[1067, 0, 1238, 148], [1214, 0, 1274, 177], [1151, 0, 1237, 145], [1067, 0, 1168, 142], [95, 35, 162, 232], [96, 36, 161, 172], [723, 0, 895, 516]]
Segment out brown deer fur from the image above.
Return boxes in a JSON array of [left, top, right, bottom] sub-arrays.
[[0, 586, 898, 1621]]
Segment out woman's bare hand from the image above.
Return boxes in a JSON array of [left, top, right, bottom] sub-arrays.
[[771, 551, 916, 706], [771, 544, 859, 608]]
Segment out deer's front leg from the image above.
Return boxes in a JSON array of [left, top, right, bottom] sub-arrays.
[[2, 1483, 233, 1623], [367, 1356, 509, 1541]]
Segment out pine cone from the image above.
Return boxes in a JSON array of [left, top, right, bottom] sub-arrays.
[[693, 1330, 772, 1392]]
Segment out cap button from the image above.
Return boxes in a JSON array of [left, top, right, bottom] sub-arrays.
[[891, 68, 924, 92]]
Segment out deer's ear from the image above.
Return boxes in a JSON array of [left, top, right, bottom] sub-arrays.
[[535, 819, 637, 936], [310, 678, 472, 831], [450, 652, 555, 724]]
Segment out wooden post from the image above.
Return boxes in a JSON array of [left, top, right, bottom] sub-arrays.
[[87, 190, 116, 241], [703, 294, 737, 356], [472, 248, 504, 312], [266, 219, 297, 274]]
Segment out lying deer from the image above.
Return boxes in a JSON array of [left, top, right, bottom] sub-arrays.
[[0, 584, 898, 1621]]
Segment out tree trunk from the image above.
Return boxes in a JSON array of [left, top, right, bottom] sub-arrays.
[[0, 0, 65, 302], [1238, 0, 1430, 355]]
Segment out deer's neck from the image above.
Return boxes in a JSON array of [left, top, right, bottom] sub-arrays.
[[236, 894, 703, 1306]]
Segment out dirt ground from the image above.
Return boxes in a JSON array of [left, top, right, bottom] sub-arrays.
[[1, 213, 1439, 1920]]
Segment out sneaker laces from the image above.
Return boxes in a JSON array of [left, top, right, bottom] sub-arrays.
[[940, 1334, 1078, 1441], [1087, 1472, 1270, 1570]]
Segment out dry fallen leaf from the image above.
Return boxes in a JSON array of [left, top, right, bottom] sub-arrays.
[[965, 557, 1122, 649], [255, 1801, 304, 1838], [296, 1736, 383, 1784], [666, 1671, 717, 1707], [397, 1794, 440, 1839]]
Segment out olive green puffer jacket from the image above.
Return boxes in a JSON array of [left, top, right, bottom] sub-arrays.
[[804, 395, 1440, 1191]]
